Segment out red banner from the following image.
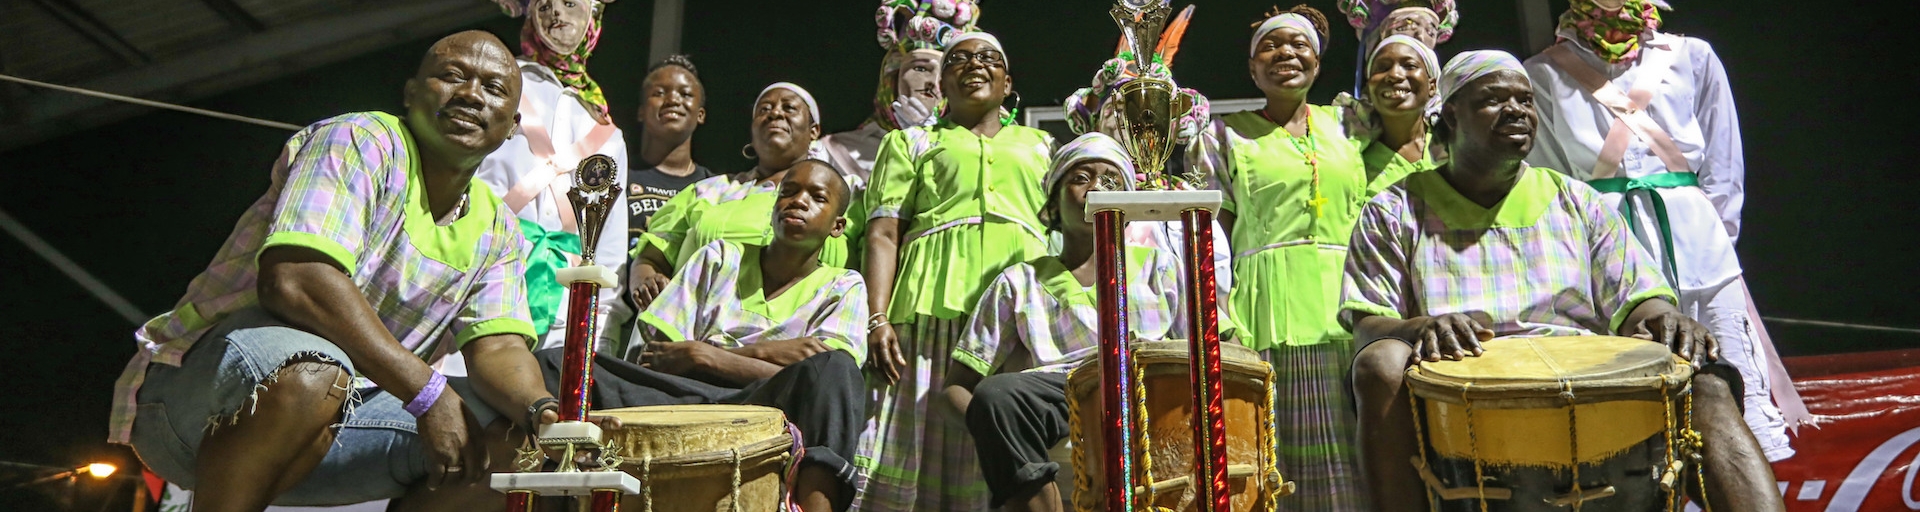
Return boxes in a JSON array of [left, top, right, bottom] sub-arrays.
[[1771, 349, 1920, 511]]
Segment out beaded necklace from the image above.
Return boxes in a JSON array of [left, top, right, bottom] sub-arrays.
[[1260, 106, 1327, 218]]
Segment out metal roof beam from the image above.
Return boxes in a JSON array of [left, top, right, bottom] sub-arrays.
[[0, 0, 497, 152], [25, 0, 150, 65], [198, 0, 267, 33]]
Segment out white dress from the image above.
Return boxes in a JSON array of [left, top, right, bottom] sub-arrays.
[[474, 58, 630, 351], [1524, 32, 1792, 461]]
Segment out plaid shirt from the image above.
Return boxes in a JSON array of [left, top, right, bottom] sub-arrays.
[[1340, 165, 1675, 337], [953, 245, 1236, 375], [109, 112, 535, 444], [635, 240, 868, 364]]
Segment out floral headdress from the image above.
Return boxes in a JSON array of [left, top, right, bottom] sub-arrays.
[[869, 0, 982, 130]]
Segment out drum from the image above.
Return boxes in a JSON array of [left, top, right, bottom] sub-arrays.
[[598, 405, 795, 512], [1065, 341, 1289, 511], [1404, 336, 1699, 512]]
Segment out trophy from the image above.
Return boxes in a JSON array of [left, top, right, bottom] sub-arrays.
[[493, 153, 639, 511], [1109, 1, 1191, 191], [1080, 2, 1286, 511]]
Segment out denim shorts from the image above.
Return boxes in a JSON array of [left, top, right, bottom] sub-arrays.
[[131, 308, 500, 506]]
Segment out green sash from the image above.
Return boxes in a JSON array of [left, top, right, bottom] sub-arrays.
[[517, 218, 582, 343], [1588, 171, 1698, 287]]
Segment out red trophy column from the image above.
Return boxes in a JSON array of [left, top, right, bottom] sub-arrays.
[[1182, 210, 1229, 512], [560, 281, 600, 421], [1093, 208, 1138, 512]]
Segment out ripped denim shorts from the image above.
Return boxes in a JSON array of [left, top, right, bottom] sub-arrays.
[[130, 308, 500, 506]]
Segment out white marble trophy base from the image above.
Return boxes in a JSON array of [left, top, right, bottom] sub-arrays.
[[489, 471, 642, 495], [1085, 190, 1223, 222], [554, 265, 617, 288]]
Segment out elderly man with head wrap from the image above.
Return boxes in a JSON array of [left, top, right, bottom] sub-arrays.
[[1343, 50, 1785, 512], [472, 0, 629, 353], [1522, 0, 1798, 462]]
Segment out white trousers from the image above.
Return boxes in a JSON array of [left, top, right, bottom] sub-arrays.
[[1678, 278, 1794, 462]]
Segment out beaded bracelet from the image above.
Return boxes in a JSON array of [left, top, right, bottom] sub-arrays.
[[403, 371, 447, 418]]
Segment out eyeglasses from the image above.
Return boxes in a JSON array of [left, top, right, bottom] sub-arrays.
[[944, 50, 1006, 68]]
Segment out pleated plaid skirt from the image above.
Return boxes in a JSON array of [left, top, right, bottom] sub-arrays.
[[1265, 339, 1370, 512]]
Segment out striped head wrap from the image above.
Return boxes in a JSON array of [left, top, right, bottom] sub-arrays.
[[1438, 50, 1525, 105], [1251, 13, 1322, 56], [757, 82, 821, 127], [1046, 132, 1136, 194]]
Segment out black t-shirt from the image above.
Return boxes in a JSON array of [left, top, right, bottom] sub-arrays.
[[627, 163, 714, 248]]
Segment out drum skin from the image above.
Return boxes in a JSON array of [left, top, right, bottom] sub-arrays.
[[1405, 336, 1695, 512], [1066, 341, 1277, 511], [599, 405, 793, 512]]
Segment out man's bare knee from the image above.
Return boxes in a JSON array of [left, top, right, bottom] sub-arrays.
[[1354, 341, 1413, 394], [1691, 371, 1739, 407], [214, 355, 350, 431], [269, 357, 352, 401]]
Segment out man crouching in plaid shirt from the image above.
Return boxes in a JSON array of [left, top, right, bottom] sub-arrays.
[[112, 31, 624, 510]]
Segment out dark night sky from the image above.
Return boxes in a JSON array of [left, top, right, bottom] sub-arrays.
[[0, 0, 1914, 502]]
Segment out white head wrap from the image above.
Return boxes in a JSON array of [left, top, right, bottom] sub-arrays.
[[1367, 34, 1443, 115], [1250, 13, 1322, 56], [1046, 132, 1135, 194], [757, 82, 821, 126], [943, 31, 1006, 69], [1437, 50, 1525, 105]]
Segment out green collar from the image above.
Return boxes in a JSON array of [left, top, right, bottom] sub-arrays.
[[377, 112, 496, 272], [738, 244, 840, 319], [1410, 164, 1560, 229], [1033, 246, 1155, 308]]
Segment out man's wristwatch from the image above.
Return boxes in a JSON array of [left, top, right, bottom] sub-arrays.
[[525, 397, 560, 434]]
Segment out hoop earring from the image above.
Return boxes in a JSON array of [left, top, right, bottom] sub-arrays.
[[742, 143, 757, 160], [1001, 90, 1023, 126]]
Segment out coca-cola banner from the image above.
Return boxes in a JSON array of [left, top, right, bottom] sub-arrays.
[[1771, 349, 1920, 511]]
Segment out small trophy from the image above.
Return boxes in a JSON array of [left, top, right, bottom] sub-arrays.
[[492, 153, 640, 510]]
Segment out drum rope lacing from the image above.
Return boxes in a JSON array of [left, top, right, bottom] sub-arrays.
[[1065, 350, 1283, 512], [640, 455, 654, 512], [1686, 389, 1711, 511], [1462, 382, 1490, 512], [730, 447, 744, 512], [1261, 361, 1283, 512], [1408, 378, 1439, 512], [1562, 380, 1585, 511], [1662, 379, 1680, 512]]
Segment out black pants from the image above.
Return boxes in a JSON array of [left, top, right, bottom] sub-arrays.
[[965, 371, 1071, 508], [534, 349, 865, 512]]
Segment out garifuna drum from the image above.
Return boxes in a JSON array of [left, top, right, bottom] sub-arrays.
[[598, 405, 798, 512], [1065, 341, 1291, 511], [1405, 336, 1704, 512]]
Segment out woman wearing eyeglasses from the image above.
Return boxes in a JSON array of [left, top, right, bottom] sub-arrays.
[[855, 32, 1054, 512]]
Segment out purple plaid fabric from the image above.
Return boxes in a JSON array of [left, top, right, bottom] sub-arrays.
[[110, 112, 535, 444]]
